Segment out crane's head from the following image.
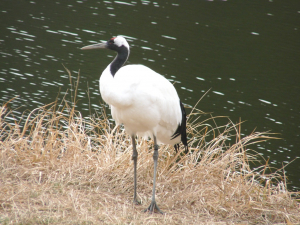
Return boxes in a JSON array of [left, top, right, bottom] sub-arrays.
[[81, 36, 130, 52]]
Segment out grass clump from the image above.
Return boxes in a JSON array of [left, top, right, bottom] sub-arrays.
[[0, 93, 299, 224]]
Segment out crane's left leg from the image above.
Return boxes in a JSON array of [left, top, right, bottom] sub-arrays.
[[144, 136, 163, 214], [131, 135, 140, 205]]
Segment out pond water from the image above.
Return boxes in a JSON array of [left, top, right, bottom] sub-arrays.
[[1, 0, 299, 191]]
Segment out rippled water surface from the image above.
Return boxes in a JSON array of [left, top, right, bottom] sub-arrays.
[[1, 1, 299, 190]]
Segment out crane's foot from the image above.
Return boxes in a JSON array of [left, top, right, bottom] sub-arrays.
[[133, 198, 141, 205], [144, 201, 164, 214]]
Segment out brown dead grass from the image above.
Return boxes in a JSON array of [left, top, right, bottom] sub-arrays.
[[0, 91, 299, 224]]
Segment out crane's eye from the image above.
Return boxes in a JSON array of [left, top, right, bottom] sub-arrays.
[[109, 37, 116, 44]]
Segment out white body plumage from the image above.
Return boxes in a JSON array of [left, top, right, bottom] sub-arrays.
[[100, 63, 181, 145]]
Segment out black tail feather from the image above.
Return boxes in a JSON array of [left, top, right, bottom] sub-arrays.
[[172, 100, 188, 154]]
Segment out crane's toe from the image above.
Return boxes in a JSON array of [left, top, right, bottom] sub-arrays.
[[144, 201, 164, 214]]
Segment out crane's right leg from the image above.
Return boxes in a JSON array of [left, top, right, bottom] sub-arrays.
[[144, 135, 163, 214], [131, 135, 140, 204]]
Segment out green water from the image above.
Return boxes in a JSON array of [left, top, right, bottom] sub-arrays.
[[0, 0, 299, 190]]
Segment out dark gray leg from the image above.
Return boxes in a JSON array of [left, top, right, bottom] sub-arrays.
[[144, 135, 163, 214], [131, 135, 140, 204]]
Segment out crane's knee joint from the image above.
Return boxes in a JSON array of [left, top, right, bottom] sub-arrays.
[[132, 151, 138, 161]]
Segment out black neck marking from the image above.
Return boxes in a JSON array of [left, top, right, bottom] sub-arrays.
[[110, 45, 129, 77]]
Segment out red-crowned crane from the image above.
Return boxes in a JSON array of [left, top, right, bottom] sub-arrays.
[[81, 36, 188, 214]]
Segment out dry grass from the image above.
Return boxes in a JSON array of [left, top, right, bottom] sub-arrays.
[[1, 90, 299, 224]]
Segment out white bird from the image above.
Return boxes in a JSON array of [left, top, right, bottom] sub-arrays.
[[81, 36, 188, 214]]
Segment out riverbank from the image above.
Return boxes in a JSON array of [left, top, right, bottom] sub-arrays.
[[0, 96, 299, 224]]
